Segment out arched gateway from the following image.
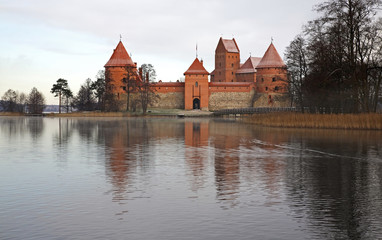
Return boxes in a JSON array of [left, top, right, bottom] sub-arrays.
[[193, 98, 200, 109]]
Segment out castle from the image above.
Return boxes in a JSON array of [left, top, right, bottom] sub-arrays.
[[104, 38, 289, 111]]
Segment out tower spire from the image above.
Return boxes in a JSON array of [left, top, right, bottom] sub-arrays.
[[196, 43, 198, 59]]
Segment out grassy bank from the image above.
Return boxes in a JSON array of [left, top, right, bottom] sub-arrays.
[[0, 112, 25, 116], [245, 113, 382, 130], [45, 112, 134, 117]]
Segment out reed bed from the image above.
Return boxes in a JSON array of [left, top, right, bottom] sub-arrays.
[[246, 113, 382, 130]]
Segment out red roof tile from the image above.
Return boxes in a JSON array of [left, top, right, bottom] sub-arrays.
[[105, 41, 135, 67], [222, 38, 240, 53], [236, 57, 262, 74], [184, 58, 209, 75], [256, 43, 286, 69]]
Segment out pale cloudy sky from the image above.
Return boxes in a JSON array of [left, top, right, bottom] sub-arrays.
[[0, 0, 322, 104]]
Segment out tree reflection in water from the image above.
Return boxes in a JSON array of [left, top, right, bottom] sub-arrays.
[[5, 116, 377, 238]]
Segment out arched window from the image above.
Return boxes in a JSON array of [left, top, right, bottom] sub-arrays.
[[195, 82, 198, 87]]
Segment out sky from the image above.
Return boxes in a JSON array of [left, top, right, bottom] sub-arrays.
[[0, 0, 323, 104]]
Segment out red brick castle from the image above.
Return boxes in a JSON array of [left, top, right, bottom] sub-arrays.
[[104, 37, 289, 111]]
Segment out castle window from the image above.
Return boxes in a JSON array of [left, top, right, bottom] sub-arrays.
[[231, 63, 234, 67], [261, 78, 264, 82], [195, 82, 198, 87], [265, 87, 268, 91], [232, 72, 233, 75], [231, 80, 233, 82], [275, 86, 279, 91], [219, 63, 221, 67], [122, 86, 126, 90], [272, 77, 276, 82]]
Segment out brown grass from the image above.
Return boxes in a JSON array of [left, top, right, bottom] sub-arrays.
[[45, 112, 133, 118], [245, 113, 382, 130], [0, 112, 24, 116]]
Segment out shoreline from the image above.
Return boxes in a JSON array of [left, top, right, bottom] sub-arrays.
[[1, 111, 381, 130]]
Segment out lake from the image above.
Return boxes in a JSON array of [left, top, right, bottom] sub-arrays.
[[1, 116, 382, 239]]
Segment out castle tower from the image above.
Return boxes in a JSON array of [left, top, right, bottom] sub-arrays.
[[255, 43, 287, 93], [104, 41, 138, 94], [211, 37, 240, 82], [184, 58, 209, 110]]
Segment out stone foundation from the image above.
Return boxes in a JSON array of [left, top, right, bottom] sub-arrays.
[[150, 92, 185, 109], [209, 91, 253, 111]]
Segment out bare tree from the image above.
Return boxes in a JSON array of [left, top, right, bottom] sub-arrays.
[[285, 35, 309, 112], [285, 0, 382, 113], [1, 89, 26, 113], [138, 64, 159, 114], [27, 87, 46, 114]]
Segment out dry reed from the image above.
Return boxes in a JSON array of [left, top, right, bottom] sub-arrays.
[[246, 113, 382, 130]]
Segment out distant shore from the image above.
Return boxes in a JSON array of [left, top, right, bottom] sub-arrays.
[[0, 109, 213, 118], [244, 113, 382, 130]]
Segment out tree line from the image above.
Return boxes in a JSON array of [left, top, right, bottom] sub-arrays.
[[1, 63, 158, 114], [285, 0, 382, 113], [1, 87, 46, 114], [50, 63, 158, 114]]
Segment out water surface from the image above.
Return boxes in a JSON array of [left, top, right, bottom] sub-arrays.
[[1, 117, 382, 239]]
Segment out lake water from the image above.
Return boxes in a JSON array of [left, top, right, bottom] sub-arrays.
[[1, 117, 382, 240]]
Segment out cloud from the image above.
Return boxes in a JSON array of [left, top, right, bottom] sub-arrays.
[[0, 0, 323, 104]]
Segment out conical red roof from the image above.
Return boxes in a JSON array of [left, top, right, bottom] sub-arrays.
[[184, 58, 209, 75], [256, 43, 286, 69], [105, 41, 134, 67]]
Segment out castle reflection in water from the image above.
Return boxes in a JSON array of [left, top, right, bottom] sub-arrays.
[[2, 116, 382, 238]]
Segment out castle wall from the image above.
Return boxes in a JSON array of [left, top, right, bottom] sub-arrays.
[[150, 82, 185, 109], [234, 72, 256, 83], [150, 92, 185, 109], [252, 93, 291, 108], [209, 91, 254, 111], [208, 83, 254, 110]]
